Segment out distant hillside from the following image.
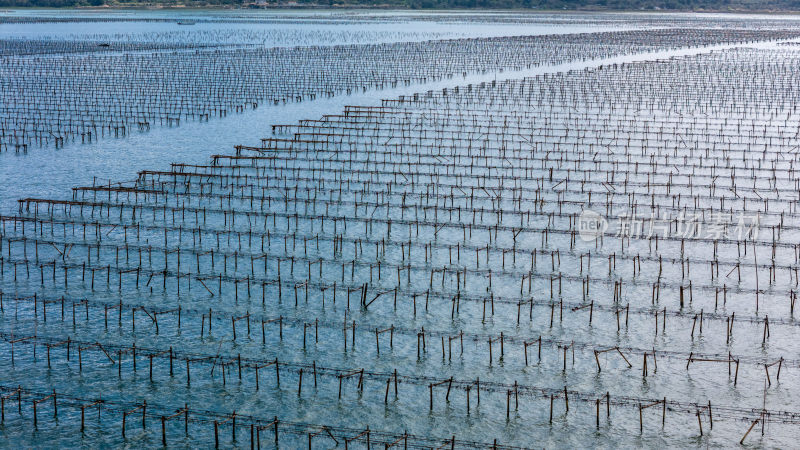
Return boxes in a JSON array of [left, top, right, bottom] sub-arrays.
[[2, 0, 800, 11]]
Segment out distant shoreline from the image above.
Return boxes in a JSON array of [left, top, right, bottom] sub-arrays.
[[2, 5, 800, 13]]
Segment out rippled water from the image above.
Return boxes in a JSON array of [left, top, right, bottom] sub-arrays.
[[2, 9, 800, 449], [0, 10, 789, 216]]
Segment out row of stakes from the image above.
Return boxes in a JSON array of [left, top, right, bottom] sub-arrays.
[[2, 28, 799, 151]]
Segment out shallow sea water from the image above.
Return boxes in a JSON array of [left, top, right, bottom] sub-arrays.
[[1, 9, 800, 449]]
